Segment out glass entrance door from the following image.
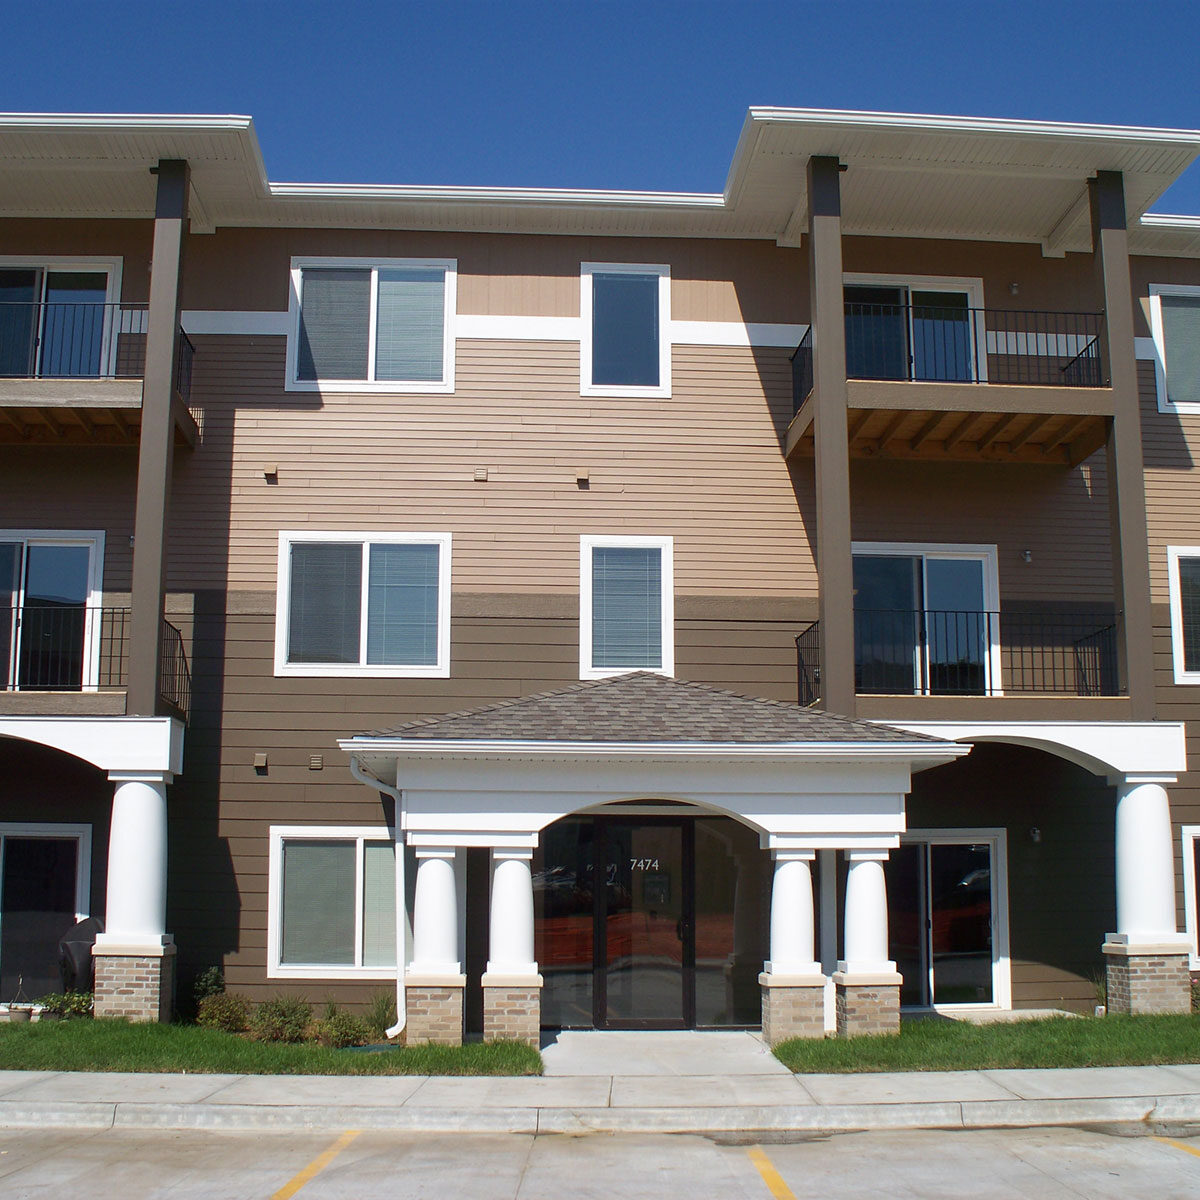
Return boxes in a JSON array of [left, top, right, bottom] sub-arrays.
[[887, 840, 996, 1007], [597, 819, 691, 1028]]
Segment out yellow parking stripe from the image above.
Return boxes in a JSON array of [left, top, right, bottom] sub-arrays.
[[747, 1145, 797, 1200], [1151, 1135, 1200, 1161], [271, 1130, 361, 1200]]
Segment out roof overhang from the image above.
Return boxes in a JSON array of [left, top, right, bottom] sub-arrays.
[[1, 108, 1199, 253]]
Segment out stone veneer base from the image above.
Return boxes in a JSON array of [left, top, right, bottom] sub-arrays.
[[405, 983, 465, 1046], [482, 977, 542, 1046], [1103, 945, 1191, 1015], [834, 973, 901, 1037], [759, 973, 826, 1045], [93, 947, 176, 1023]]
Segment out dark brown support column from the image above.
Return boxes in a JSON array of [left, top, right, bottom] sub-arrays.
[[1090, 171, 1154, 718], [808, 156, 855, 716], [128, 160, 189, 716]]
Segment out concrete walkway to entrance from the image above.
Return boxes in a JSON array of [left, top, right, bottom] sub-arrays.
[[0, 1031, 1197, 1135]]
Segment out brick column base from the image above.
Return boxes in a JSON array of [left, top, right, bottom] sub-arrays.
[[833, 971, 901, 1037], [481, 974, 542, 1046], [404, 976, 465, 1045], [1103, 939, 1191, 1015], [759, 972, 826, 1045], [92, 943, 176, 1023]]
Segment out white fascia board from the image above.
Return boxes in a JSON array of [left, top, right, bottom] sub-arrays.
[[0, 112, 255, 132], [879, 720, 1186, 781], [269, 182, 725, 210], [1141, 214, 1200, 230], [0, 716, 184, 777]]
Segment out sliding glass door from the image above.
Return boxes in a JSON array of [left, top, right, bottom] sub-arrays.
[[0, 268, 112, 379], [845, 283, 977, 382]]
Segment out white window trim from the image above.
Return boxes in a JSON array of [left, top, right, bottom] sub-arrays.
[[579, 534, 674, 680], [274, 531, 451, 678], [1, 530, 106, 691], [268, 825, 398, 980], [285, 256, 457, 394], [1148, 284, 1200, 414], [899, 827, 1012, 1011], [852, 540, 1002, 696], [580, 262, 672, 398], [1182, 825, 1200, 969], [0, 822, 91, 924], [1167, 545, 1200, 684], [843, 272, 988, 383]]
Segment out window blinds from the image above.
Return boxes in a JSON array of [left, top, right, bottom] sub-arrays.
[[361, 841, 397, 967], [281, 840, 356, 965], [1162, 294, 1200, 407], [375, 268, 445, 383], [366, 543, 439, 665], [297, 268, 371, 381], [288, 542, 362, 664], [592, 546, 662, 669]]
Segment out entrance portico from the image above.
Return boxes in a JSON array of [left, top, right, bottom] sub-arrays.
[[342, 673, 967, 1045]]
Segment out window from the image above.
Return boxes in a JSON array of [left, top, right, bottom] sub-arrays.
[[274, 532, 451, 677], [268, 827, 397, 978], [1167, 546, 1200, 683], [0, 257, 122, 379], [843, 274, 985, 383], [0, 531, 105, 691], [580, 535, 674, 679], [286, 258, 456, 392], [1150, 285, 1200, 413], [581, 263, 671, 397], [852, 542, 1000, 696]]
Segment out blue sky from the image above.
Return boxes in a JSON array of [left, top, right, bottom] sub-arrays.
[[5, 0, 1200, 212]]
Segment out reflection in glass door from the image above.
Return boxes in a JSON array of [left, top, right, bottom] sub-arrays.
[[887, 839, 996, 1007], [598, 820, 690, 1028]]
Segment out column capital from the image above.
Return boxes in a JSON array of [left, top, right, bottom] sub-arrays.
[[772, 848, 816, 863], [413, 846, 457, 861], [108, 770, 173, 786], [491, 847, 534, 862], [1113, 774, 1177, 788], [845, 849, 890, 863]]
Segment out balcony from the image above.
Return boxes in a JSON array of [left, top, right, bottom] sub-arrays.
[[786, 304, 1113, 465], [0, 302, 197, 446], [0, 605, 190, 720], [796, 609, 1124, 718]]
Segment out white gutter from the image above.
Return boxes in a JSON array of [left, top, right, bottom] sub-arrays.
[[349, 756, 406, 1040]]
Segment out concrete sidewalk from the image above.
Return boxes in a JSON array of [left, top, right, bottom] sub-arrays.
[[0, 1029, 1198, 1135]]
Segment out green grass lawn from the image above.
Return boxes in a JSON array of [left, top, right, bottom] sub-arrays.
[[0, 1019, 542, 1076], [773, 1013, 1200, 1074]]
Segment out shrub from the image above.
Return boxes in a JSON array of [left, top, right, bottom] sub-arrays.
[[250, 995, 312, 1043], [365, 990, 398, 1040], [193, 967, 226, 1006], [34, 992, 93, 1018], [196, 992, 251, 1034], [314, 1011, 372, 1049]]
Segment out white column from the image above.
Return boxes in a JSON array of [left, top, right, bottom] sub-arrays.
[[95, 773, 170, 948], [839, 850, 895, 974], [766, 850, 821, 975], [408, 848, 461, 975], [486, 849, 538, 977], [1114, 777, 1179, 940]]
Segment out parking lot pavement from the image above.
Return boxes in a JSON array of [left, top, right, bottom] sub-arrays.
[[0, 1124, 1199, 1199]]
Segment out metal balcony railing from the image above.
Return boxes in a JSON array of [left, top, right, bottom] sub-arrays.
[[791, 325, 814, 413], [0, 302, 194, 403], [1, 604, 191, 718], [843, 303, 1106, 389], [796, 609, 1121, 702]]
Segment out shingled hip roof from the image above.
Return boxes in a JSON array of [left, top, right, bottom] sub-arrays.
[[355, 672, 947, 746]]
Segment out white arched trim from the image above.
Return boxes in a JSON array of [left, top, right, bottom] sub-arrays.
[[879, 720, 1186, 782], [0, 716, 184, 778]]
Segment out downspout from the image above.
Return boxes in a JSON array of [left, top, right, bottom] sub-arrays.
[[349, 757, 406, 1039]]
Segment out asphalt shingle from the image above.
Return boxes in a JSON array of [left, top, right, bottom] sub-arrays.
[[364, 672, 942, 744]]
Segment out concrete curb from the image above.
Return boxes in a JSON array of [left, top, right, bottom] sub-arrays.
[[0, 1093, 1197, 1135]]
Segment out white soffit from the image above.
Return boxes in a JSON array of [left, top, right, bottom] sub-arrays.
[[1, 109, 1199, 252]]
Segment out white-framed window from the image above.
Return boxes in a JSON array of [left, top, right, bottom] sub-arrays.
[[852, 541, 1001, 696], [843, 273, 986, 383], [580, 263, 671, 397], [580, 535, 674, 679], [274, 532, 451, 678], [893, 828, 1011, 1010], [285, 257, 456, 393], [1148, 284, 1200, 413], [1167, 546, 1200, 684], [268, 826, 397, 979], [1183, 826, 1200, 969], [0, 257, 124, 379], [0, 531, 105, 692]]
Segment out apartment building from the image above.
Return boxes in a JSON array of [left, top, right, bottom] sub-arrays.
[[1, 108, 1199, 1044]]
